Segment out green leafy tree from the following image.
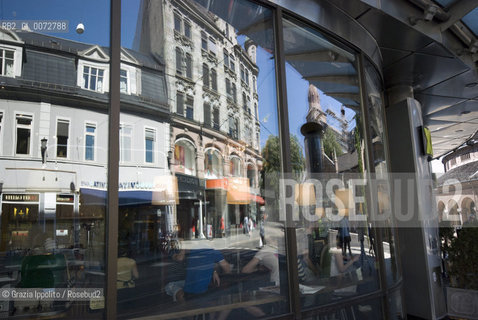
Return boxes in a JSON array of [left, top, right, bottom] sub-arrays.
[[262, 135, 304, 175], [323, 127, 343, 159], [261, 135, 305, 222]]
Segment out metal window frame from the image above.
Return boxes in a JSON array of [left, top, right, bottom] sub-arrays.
[[357, 52, 391, 320], [105, 0, 120, 318]]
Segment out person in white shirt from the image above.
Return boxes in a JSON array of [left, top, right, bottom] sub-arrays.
[[241, 244, 279, 285]]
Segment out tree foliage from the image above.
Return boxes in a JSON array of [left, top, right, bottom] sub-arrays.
[[262, 135, 304, 174], [323, 127, 343, 159]]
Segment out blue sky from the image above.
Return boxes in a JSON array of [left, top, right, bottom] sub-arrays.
[[0, 0, 110, 46]]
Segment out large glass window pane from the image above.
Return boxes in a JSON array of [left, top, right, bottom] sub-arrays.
[[283, 17, 380, 310], [119, 0, 285, 318], [0, 1, 110, 318], [363, 58, 401, 287]]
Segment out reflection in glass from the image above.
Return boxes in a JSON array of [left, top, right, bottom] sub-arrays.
[[363, 58, 400, 286], [283, 17, 380, 309], [118, 0, 285, 318], [0, 0, 110, 318]]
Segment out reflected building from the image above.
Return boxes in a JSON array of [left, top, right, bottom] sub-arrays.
[[435, 141, 478, 225], [0, 28, 170, 256], [135, 0, 263, 239], [1, 0, 477, 318]]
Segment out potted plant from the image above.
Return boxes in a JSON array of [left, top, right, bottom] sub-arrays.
[[442, 221, 478, 319]]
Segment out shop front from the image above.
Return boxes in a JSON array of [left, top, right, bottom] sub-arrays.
[[0, 168, 81, 253], [205, 177, 263, 237], [176, 173, 206, 239]]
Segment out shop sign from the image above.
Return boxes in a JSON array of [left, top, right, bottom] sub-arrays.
[[11, 231, 28, 237], [118, 181, 154, 190], [57, 194, 74, 203], [81, 181, 107, 189], [81, 181, 157, 190], [2, 194, 39, 202], [176, 173, 204, 192], [56, 229, 68, 236]]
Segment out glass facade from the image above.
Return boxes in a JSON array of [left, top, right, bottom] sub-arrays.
[[283, 16, 382, 310], [0, 1, 111, 318], [0, 0, 404, 319]]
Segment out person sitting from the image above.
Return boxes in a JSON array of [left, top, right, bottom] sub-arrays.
[[241, 243, 279, 286], [117, 248, 139, 309], [117, 248, 139, 290], [330, 238, 359, 278], [165, 243, 231, 302]]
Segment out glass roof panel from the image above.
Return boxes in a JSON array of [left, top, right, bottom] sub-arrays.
[[462, 7, 478, 37], [433, 0, 459, 8]]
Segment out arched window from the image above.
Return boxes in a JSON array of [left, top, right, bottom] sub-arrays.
[[174, 139, 196, 175], [204, 148, 223, 179], [230, 156, 242, 177]]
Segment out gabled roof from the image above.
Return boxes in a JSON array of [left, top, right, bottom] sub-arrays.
[[8, 30, 164, 71], [0, 28, 23, 44], [79, 45, 110, 62]]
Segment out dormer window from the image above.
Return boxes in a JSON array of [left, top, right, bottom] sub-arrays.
[[78, 46, 110, 92], [120, 69, 128, 93], [83, 66, 104, 92], [0, 48, 14, 77]]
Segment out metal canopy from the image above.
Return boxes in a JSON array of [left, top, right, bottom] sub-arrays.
[[331, 0, 478, 157], [195, 0, 478, 157]]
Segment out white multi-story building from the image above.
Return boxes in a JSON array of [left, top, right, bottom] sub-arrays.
[[0, 27, 171, 253], [135, 0, 263, 239]]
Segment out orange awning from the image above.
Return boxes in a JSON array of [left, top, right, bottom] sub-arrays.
[[206, 178, 228, 190], [206, 177, 263, 205], [226, 177, 251, 205], [250, 194, 265, 205]]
